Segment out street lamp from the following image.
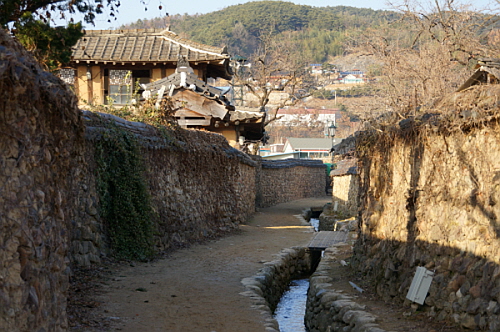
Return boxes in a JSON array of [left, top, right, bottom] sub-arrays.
[[324, 121, 336, 154]]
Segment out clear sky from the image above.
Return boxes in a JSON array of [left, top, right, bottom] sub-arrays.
[[53, 0, 496, 30]]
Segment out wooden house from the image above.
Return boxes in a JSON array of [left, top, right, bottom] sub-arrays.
[[65, 28, 232, 106], [64, 28, 265, 148]]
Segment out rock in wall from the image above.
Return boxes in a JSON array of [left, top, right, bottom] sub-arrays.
[[354, 92, 500, 330], [0, 30, 85, 331]]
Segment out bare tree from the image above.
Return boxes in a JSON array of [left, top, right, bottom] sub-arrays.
[[351, 0, 499, 118], [234, 31, 311, 126]]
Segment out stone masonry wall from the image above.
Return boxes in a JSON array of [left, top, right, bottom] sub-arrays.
[[306, 245, 389, 332], [139, 128, 258, 251], [73, 111, 258, 262], [0, 31, 85, 331], [353, 109, 500, 330], [256, 159, 327, 208], [73, 116, 327, 263]]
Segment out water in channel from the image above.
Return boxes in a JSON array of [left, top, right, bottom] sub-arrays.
[[310, 218, 320, 232], [274, 278, 309, 332]]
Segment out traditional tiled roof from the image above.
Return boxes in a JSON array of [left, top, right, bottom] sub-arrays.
[[71, 29, 229, 64], [142, 69, 232, 108]]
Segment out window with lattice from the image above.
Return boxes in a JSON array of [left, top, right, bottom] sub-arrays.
[[107, 69, 150, 105], [109, 69, 133, 104], [59, 68, 76, 85]]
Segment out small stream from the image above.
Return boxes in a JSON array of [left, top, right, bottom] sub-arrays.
[[273, 279, 309, 332]]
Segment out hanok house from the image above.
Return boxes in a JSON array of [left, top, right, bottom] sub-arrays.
[[65, 28, 232, 106], [142, 57, 266, 147], [64, 28, 265, 148]]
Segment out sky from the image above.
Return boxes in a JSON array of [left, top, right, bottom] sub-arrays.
[[53, 0, 496, 30]]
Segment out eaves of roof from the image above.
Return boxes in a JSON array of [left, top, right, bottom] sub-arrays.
[[457, 66, 500, 92]]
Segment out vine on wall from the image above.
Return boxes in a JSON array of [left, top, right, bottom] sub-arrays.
[[95, 124, 155, 261]]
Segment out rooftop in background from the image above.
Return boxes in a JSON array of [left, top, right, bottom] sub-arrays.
[[71, 29, 231, 79], [277, 108, 340, 115]]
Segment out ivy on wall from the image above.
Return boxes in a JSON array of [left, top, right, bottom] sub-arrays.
[[95, 125, 155, 261]]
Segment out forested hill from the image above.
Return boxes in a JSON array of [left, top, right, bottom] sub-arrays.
[[120, 1, 398, 62]]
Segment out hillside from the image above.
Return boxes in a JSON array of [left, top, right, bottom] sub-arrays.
[[121, 1, 398, 62]]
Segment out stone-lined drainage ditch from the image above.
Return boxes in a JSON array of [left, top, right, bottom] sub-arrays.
[[240, 247, 312, 331], [241, 230, 391, 332]]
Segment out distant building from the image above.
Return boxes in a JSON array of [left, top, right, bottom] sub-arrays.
[[336, 70, 367, 84], [272, 108, 338, 126], [282, 137, 343, 160], [310, 64, 323, 74]]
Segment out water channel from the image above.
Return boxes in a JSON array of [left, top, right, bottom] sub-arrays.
[[273, 216, 321, 331], [273, 278, 309, 332]]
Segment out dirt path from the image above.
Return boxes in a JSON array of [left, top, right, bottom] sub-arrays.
[[72, 197, 330, 332], [70, 196, 462, 332]]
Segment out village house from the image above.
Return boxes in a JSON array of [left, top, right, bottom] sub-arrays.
[[309, 63, 323, 74], [272, 108, 338, 126], [283, 137, 342, 160], [64, 28, 265, 148], [66, 28, 232, 105], [335, 70, 367, 84]]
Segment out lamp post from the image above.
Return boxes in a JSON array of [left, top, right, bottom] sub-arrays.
[[325, 121, 336, 152]]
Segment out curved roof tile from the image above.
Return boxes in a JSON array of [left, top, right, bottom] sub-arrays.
[[72, 29, 229, 63]]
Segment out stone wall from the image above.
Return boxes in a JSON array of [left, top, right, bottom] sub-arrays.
[[72, 111, 258, 263], [0, 31, 85, 331], [353, 102, 500, 330], [138, 127, 257, 252], [306, 246, 389, 332], [331, 175, 359, 218], [71, 118, 327, 264], [256, 159, 327, 208]]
